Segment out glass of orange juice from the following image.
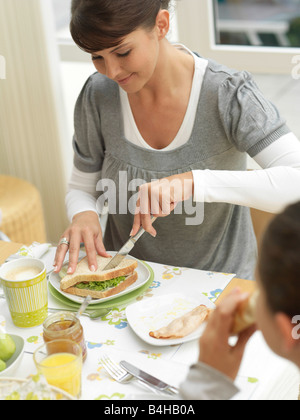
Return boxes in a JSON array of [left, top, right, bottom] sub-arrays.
[[33, 339, 82, 399]]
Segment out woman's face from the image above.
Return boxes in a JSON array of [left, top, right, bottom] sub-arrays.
[[91, 28, 160, 93]]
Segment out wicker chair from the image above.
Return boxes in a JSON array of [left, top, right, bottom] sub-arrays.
[[0, 175, 47, 245]]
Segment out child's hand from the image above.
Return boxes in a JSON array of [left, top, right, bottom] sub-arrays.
[[199, 289, 257, 381]]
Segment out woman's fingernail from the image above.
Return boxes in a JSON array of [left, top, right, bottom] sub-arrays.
[[54, 266, 58, 272], [90, 265, 96, 272], [67, 267, 73, 274], [130, 229, 134, 237]]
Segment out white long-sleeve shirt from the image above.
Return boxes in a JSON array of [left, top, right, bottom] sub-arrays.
[[193, 133, 300, 214]]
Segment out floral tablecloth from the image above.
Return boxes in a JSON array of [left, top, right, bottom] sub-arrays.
[[0, 248, 299, 400]]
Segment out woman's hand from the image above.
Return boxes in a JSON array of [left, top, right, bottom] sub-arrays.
[[199, 289, 257, 381], [131, 172, 194, 237], [53, 211, 111, 275]]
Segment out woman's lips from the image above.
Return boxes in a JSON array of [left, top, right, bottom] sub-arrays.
[[117, 73, 133, 85]]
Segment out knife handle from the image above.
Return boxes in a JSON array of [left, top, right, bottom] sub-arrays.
[[131, 216, 157, 242]]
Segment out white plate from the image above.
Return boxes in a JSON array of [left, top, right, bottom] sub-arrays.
[[49, 252, 151, 305], [126, 293, 215, 347]]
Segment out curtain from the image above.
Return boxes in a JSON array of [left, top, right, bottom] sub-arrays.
[[0, 0, 70, 243]]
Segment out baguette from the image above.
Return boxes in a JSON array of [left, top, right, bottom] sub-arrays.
[[60, 255, 138, 291], [64, 271, 138, 299], [232, 290, 259, 335]]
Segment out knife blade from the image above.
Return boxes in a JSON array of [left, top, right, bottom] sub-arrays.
[[120, 360, 179, 395], [103, 216, 157, 271]]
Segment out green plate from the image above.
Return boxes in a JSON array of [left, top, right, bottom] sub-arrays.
[[48, 261, 154, 310]]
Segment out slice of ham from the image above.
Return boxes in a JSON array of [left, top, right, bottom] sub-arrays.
[[149, 305, 212, 340]]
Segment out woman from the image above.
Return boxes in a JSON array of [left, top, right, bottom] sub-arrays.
[[180, 201, 300, 400], [54, 0, 300, 280]]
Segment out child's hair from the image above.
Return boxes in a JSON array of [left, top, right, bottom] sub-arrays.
[[258, 201, 300, 318], [70, 0, 171, 53]]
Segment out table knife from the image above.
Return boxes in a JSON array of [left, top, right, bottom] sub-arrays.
[[103, 216, 157, 271], [120, 360, 179, 396]]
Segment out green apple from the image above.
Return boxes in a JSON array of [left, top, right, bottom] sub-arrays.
[[0, 334, 16, 361], [0, 359, 6, 372]]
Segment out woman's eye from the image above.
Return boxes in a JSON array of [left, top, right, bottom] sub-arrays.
[[117, 50, 131, 58], [92, 56, 103, 61], [92, 49, 131, 61]]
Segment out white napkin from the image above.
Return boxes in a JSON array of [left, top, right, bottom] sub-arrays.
[[0, 374, 73, 400], [5, 242, 52, 261], [3, 242, 56, 275], [92, 347, 189, 401]]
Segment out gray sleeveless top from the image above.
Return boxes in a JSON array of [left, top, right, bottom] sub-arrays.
[[72, 58, 289, 280]]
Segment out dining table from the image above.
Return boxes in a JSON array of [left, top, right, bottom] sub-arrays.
[[0, 240, 299, 401]]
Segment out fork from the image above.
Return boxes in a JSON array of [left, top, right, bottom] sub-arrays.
[[99, 354, 160, 394], [47, 307, 110, 320], [100, 354, 132, 383]]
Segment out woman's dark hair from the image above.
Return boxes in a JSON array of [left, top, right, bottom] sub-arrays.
[[258, 201, 300, 318], [70, 0, 171, 53]]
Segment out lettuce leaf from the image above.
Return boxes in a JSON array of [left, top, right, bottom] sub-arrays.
[[75, 276, 126, 291]]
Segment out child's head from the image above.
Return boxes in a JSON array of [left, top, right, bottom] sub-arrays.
[[257, 201, 300, 367], [70, 0, 171, 53]]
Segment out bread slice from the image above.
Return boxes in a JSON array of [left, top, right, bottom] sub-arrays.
[[60, 255, 138, 291], [232, 290, 259, 335], [64, 271, 138, 299]]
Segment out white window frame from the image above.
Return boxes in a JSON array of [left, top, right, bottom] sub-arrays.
[[176, 0, 300, 75]]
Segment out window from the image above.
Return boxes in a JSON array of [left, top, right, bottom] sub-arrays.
[[52, 0, 71, 32], [215, 0, 300, 48], [176, 0, 300, 74], [51, 0, 87, 61]]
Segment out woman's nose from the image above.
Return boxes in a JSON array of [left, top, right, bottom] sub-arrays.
[[105, 58, 121, 80]]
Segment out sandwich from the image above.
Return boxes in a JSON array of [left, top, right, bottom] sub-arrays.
[[60, 255, 138, 299], [232, 290, 259, 335]]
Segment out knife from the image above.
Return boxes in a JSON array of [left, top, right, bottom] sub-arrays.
[[120, 360, 179, 396], [103, 216, 157, 271]]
